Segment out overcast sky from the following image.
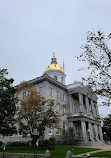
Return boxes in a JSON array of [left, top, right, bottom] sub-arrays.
[[0, 0, 111, 117]]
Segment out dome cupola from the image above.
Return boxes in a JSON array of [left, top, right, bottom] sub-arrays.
[[51, 52, 57, 64], [44, 52, 66, 85], [45, 52, 64, 73]]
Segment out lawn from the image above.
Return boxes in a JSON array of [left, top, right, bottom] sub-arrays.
[[51, 146, 99, 158], [0, 145, 99, 158], [91, 151, 111, 158]]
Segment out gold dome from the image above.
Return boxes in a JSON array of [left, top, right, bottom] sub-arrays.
[[45, 63, 64, 72], [45, 52, 64, 73]]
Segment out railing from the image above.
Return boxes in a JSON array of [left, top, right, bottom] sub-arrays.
[[68, 112, 100, 121]]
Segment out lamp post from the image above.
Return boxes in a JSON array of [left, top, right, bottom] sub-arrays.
[[3, 144, 6, 158], [87, 129, 90, 141], [32, 129, 40, 158], [103, 132, 107, 142]]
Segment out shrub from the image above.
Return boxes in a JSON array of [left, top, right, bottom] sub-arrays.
[[49, 137, 56, 145], [56, 140, 61, 145], [7, 141, 29, 147], [38, 139, 54, 150], [61, 127, 81, 145], [0, 141, 2, 146], [49, 137, 61, 145]]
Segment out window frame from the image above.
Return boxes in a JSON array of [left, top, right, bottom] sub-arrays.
[[23, 91, 26, 100], [62, 94, 65, 101], [54, 75, 57, 81]]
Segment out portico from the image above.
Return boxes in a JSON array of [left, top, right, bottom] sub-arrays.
[[67, 82, 104, 145]]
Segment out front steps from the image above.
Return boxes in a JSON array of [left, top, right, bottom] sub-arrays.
[[78, 140, 106, 146]]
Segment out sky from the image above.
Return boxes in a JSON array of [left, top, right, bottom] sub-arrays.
[[0, 0, 111, 117]]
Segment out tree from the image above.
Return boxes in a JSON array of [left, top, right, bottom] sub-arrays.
[[61, 127, 74, 145], [61, 127, 80, 145], [78, 30, 111, 106], [102, 114, 111, 141], [16, 82, 60, 140], [0, 69, 17, 136]]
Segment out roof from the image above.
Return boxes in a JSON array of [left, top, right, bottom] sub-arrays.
[[29, 74, 67, 91]]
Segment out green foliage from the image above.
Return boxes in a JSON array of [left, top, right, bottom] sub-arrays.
[[7, 141, 29, 147], [0, 141, 2, 146], [49, 137, 57, 145], [17, 82, 59, 138], [102, 114, 111, 141], [91, 151, 111, 158], [0, 145, 99, 158], [78, 30, 111, 106], [61, 127, 80, 145], [17, 82, 60, 149], [39, 139, 55, 150], [0, 69, 17, 136]]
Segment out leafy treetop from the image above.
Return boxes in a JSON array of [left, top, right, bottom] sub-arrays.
[[0, 69, 17, 136], [16, 82, 65, 137], [78, 30, 111, 106]]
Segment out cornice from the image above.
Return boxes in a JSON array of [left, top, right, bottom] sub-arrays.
[[68, 86, 97, 101], [67, 114, 101, 124], [29, 74, 67, 91]]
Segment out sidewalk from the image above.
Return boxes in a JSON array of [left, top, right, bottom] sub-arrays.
[[76, 145, 111, 156]]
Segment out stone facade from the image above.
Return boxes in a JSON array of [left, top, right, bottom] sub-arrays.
[[0, 54, 104, 146], [67, 83, 104, 145]]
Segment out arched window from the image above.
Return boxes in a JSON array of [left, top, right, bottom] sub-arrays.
[[54, 75, 57, 80]]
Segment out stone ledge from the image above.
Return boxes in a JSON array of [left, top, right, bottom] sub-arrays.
[[0, 152, 49, 158]]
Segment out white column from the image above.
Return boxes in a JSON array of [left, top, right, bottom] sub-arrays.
[[69, 96, 73, 114], [85, 96, 89, 115], [88, 122, 93, 140], [81, 121, 87, 140], [99, 125, 103, 141], [94, 124, 99, 141], [79, 93, 84, 113], [70, 121, 73, 128], [95, 102, 99, 117], [91, 100, 95, 117], [92, 124, 96, 140]]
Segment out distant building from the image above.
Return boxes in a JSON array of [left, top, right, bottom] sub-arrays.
[[1, 53, 104, 146]]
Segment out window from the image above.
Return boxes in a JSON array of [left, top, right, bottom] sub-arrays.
[[23, 92, 26, 99], [83, 94, 86, 105], [63, 94, 65, 101], [48, 129, 52, 135], [63, 121, 66, 130], [94, 104, 96, 113], [56, 129, 60, 135], [75, 124, 78, 134], [17, 132, 21, 136], [61, 77, 63, 84], [57, 91, 59, 99], [39, 87, 42, 94], [63, 107, 65, 115], [93, 101, 97, 113], [54, 75, 57, 80], [50, 88, 53, 97], [88, 98, 91, 105], [55, 103, 60, 115]]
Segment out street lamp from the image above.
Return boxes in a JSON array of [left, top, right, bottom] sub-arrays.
[[103, 132, 108, 142], [32, 129, 40, 158], [87, 129, 90, 133], [87, 129, 90, 141], [3, 144, 6, 158]]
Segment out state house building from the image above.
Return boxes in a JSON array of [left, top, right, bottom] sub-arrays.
[[2, 53, 104, 146]]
